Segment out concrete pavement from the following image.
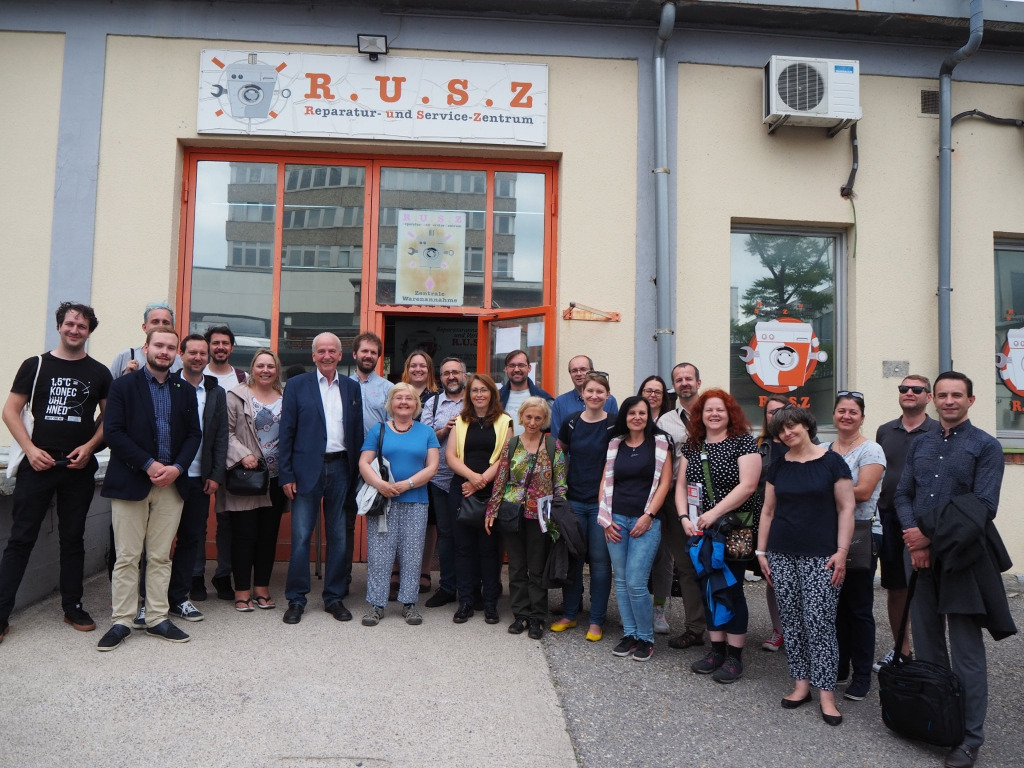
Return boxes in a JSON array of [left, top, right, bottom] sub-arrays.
[[2, 567, 1022, 767]]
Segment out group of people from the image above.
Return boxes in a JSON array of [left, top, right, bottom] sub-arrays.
[[0, 302, 1015, 768]]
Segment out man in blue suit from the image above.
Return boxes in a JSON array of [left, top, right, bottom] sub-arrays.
[[279, 332, 363, 625], [97, 328, 201, 651]]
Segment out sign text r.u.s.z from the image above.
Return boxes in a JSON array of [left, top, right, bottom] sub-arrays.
[[303, 75, 535, 108]]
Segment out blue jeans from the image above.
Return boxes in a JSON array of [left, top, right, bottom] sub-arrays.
[[606, 514, 661, 643], [564, 501, 611, 626], [285, 459, 349, 607]]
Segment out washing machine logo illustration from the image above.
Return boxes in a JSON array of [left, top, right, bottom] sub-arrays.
[[739, 318, 827, 393], [996, 327, 1024, 397], [209, 53, 291, 121]]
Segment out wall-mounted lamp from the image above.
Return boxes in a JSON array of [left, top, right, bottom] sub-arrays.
[[357, 34, 388, 62]]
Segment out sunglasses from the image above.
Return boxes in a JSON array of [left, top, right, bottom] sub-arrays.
[[898, 385, 929, 394], [837, 390, 864, 399], [587, 370, 609, 379]]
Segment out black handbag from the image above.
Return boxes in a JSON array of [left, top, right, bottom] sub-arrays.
[[456, 493, 487, 527], [496, 500, 524, 534], [365, 423, 390, 517], [846, 517, 876, 571], [225, 459, 270, 496], [878, 570, 966, 747]]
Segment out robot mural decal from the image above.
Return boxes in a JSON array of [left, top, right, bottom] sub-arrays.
[[739, 316, 828, 394]]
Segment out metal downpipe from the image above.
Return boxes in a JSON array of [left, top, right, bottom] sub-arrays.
[[938, 0, 983, 372], [653, 1, 676, 380]]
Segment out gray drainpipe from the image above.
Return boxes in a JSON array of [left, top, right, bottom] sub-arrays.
[[938, 0, 983, 372], [653, 1, 676, 380]]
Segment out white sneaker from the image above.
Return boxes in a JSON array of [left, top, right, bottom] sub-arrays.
[[653, 604, 671, 634], [873, 648, 895, 672], [132, 604, 146, 629]]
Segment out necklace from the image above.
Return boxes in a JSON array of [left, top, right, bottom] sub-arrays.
[[835, 434, 863, 455], [625, 437, 644, 457], [390, 419, 413, 433]]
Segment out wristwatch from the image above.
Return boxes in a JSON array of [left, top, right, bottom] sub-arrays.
[[755, 550, 768, 557], [408, 479, 415, 489]]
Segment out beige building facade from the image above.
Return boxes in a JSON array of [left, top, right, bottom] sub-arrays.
[[2, 0, 1023, 567]]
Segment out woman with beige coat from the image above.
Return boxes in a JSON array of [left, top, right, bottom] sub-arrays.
[[225, 349, 286, 612]]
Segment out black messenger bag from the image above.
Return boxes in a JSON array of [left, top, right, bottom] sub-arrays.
[[877, 571, 965, 747]]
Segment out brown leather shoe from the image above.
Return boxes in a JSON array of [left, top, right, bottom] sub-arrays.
[[668, 630, 705, 649]]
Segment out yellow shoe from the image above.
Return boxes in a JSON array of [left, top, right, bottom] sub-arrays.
[[549, 619, 577, 632], [585, 628, 603, 642]]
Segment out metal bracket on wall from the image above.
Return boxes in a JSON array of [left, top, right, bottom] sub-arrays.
[[562, 302, 620, 322]]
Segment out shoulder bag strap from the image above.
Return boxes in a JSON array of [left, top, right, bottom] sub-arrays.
[[700, 443, 717, 507], [376, 423, 386, 477], [28, 355, 42, 410]]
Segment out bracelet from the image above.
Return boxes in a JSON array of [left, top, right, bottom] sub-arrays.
[[755, 550, 767, 557], [837, 546, 848, 552], [408, 479, 415, 489]]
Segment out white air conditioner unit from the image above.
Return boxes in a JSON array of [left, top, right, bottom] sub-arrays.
[[763, 56, 862, 134]]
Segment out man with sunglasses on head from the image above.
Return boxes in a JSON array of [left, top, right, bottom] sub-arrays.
[[549, 355, 618, 437], [873, 375, 939, 671]]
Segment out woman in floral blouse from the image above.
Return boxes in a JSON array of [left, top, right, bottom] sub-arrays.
[[486, 397, 567, 639]]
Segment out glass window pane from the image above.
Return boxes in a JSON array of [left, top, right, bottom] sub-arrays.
[[377, 168, 485, 307], [995, 246, 1024, 434], [279, 164, 366, 375], [730, 231, 836, 429], [491, 172, 545, 309], [188, 161, 275, 369]]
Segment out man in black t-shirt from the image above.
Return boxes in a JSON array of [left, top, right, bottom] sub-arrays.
[[0, 302, 112, 644]]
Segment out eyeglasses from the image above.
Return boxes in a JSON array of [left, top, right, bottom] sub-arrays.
[[641, 388, 664, 396], [898, 385, 929, 394], [836, 390, 864, 399], [506, 363, 529, 370], [568, 367, 590, 375], [587, 370, 609, 379]]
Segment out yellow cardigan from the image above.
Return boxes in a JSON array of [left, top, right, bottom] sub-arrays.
[[453, 413, 513, 465]]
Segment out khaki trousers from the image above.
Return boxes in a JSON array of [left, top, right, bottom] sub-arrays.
[[111, 484, 183, 627]]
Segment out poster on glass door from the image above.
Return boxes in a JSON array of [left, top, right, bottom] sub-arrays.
[[395, 210, 466, 306]]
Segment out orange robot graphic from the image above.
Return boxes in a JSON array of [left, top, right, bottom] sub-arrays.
[[996, 328, 1024, 397], [738, 317, 827, 393]]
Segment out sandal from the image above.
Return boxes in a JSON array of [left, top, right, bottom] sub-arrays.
[[419, 573, 431, 594], [234, 599, 254, 613], [253, 595, 276, 610]]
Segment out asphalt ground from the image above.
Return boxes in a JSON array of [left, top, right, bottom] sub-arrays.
[[543, 575, 1024, 768], [1, 565, 1021, 767]]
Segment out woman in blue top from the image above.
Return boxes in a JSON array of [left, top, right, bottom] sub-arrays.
[[756, 406, 854, 727], [550, 372, 616, 642], [358, 383, 439, 627], [827, 392, 885, 702]]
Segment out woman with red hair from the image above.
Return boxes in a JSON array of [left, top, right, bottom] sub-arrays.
[[673, 388, 761, 684]]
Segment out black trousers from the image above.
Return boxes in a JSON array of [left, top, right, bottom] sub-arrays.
[[230, 479, 286, 590], [504, 518, 550, 621], [451, 487, 501, 608], [0, 458, 97, 624]]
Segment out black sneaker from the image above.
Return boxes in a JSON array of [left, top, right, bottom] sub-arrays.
[[453, 603, 474, 624], [712, 656, 744, 684], [211, 574, 233, 601], [691, 650, 725, 674], [63, 603, 96, 632], [190, 576, 208, 602], [145, 619, 190, 643], [632, 639, 654, 662], [484, 605, 500, 624], [96, 624, 131, 652], [527, 619, 544, 639], [612, 636, 638, 657], [844, 678, 871, 701], [424, 588, 456, 608], [508, 617, 527, 635]]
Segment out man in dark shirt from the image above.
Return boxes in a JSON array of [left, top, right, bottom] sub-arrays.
[[0, 302, 112, 644], [894, 371, 1004, 768], [874, 374, 939, 667]]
